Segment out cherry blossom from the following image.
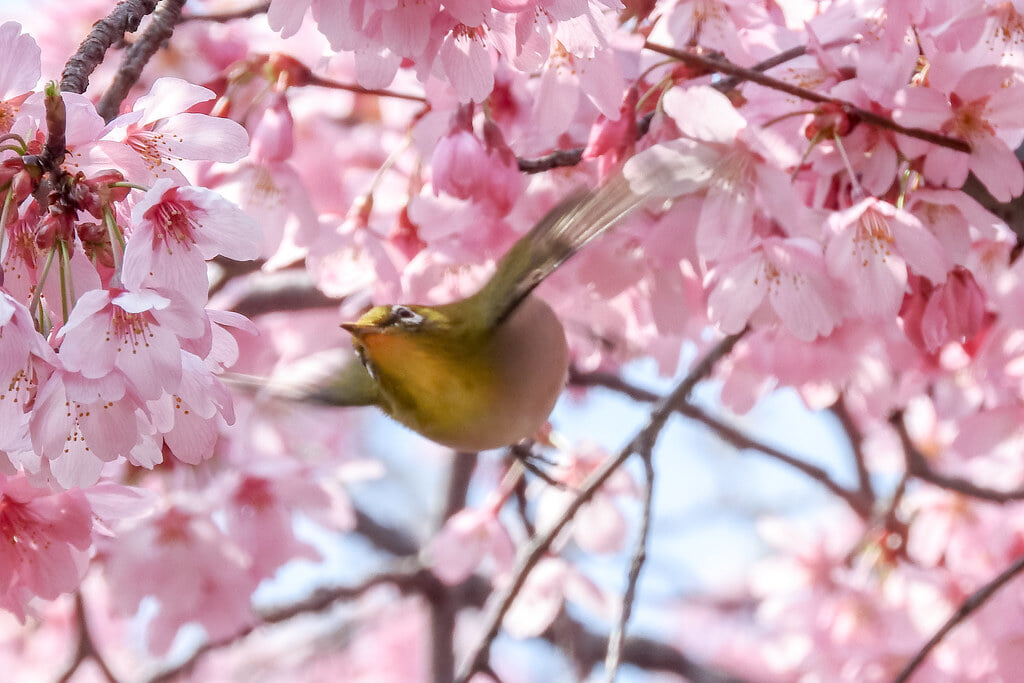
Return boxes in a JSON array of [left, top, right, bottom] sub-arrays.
[[0, 475, 91, 620], [4, 3, 1024, 681], [102, 505, 258, 655]]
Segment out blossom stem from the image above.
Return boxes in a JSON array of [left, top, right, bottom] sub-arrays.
[[635, 73, 675, 116], [109, 181, 150, 192], [57, 242, 70, 321], [833, 132, 865, 200], [0, 132, 27, 147], [30, 246, 57, 332], [0, 187, 13, 258], [103, 205, 125, 287], [59, 238, 76, 315]]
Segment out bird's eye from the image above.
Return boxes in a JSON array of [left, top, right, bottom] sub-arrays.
[[390, 305, 424, 327]]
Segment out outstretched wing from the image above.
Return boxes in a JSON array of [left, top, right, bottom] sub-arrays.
[[463, 170, 654, 331], [225, 349, 382, 408]]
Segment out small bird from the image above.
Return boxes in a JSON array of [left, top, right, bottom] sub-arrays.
[[269, 165, 670, 451]]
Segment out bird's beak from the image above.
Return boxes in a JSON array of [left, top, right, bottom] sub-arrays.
[[340, 322, 373, 338]]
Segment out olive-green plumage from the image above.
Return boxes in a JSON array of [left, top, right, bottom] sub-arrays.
[[297, 169, 654, 450]]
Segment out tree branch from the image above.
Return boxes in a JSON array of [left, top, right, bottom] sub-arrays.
[[643, 41, 972, 154], [145, 561, 430, 683], [305, 73, 428, 104], [891, 412, 1024, 503], [516, 38, 854, 175], [455, 331, 746, 683], [96, 0, 187, 121], [830, 397, 875, 503], [222, 270, 344, 318], [604, 449, 655, 681], [57, 593, 120, 683], [568, 366, 873, 518], [179, 1, 270, 22], [429, 454, 477, 683], [60, 0, 160, 95], [892, 553, 1024, 683], [559, 613, 749, 683]]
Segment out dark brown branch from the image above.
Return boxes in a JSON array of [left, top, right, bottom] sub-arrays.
[[605, 450, 655, 679], [891, 412, 1024, 503], [516, 39, 853, 175], [455, 331, 746, 683], [352, 506, 420, 556], [643, 41, 972, 154], [145, 562, 430, 683], [97, 0, 187, 122], [892, 553, 1024, 683], [568, 365, 660, 403], [57, 593, 119, 683], [559, 613, 749, 683], [830, 397, 875, 502], [518, 148, 586, 174], [568, 366, 873, 518], [429, 455, 477, 683], [179, 1, 270, 22], [223, 270, 343, 318], [678, 403, 873, 518], [60, 0, 160, 94]]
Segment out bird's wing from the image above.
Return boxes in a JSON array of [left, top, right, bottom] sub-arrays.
[[224, 349, 382, 408], [465, 169, 654, 331]]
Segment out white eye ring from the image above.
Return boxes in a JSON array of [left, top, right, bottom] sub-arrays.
[[391, 306, 424, 327]]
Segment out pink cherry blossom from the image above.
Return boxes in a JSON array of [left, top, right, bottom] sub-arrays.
[[224, 471, 327, 580], [425, 499, 515, 585], [825, 198, 949, 319], [102, 506, 258, 655], [76, 77, 248, 186], [0, 22, 40, 103], [122, 178, 262, 307], [894, 64, 1024, 202], [0, 475, 91, 621], [708, 237, 843, 341], [29, 370, 141, 488]]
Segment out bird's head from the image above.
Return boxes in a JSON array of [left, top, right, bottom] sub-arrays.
[[341, 304, 461, 379]]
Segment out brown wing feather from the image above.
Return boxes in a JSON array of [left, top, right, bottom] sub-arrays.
[[465, 170, 651, 330]]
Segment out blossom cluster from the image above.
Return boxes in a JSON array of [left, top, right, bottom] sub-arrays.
[[0, 19, 273, 637], [3, 0, 1024, 680]]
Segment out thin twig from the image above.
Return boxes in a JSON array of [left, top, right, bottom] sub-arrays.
[[455, 331, 746, 683], [604, 450, 655, 682], [145, 562, 430, 683], [179, 1, 270, 22], [567, 367, 873, 518], [830, 397, 875, 503], [643, 41, 972, 154], [305, 73, 427, 104], [892, 412, 1024, 503], [892, 553, 1024, 683], [61, 0, 160, 94], [516, 39, 853, 175], [97, 0, 187, 121], [678, 403, 873, 517]]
